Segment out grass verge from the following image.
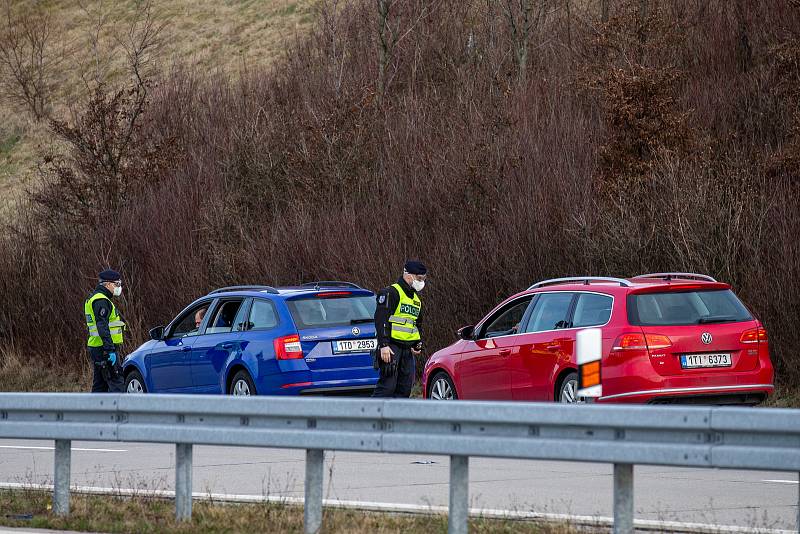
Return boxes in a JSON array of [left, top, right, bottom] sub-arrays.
[[0, 489, 580, 534]]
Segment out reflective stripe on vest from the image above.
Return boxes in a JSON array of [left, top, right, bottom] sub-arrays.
[[85, 292, 124, 347], [388, 283, 421, 342]]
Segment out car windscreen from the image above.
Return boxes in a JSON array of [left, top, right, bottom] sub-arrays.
[[627, 289, 752, 326], [287, 295, 376, 329]]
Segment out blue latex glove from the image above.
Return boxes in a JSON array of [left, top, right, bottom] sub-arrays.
[[107, 352, 117, 366]]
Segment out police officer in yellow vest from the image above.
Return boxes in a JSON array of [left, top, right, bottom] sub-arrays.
[[85, 269, 126, 393], [372, 260, 426, 398]]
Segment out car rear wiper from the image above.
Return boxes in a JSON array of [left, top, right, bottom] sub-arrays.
[[350, 318, 373, 324], [697, 316, 739, 324]]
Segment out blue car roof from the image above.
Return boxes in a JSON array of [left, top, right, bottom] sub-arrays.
[[203, 287, 375, 299]]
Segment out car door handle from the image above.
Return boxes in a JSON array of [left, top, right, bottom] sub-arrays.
[[499, 348, 512, 356], [180, 345, 191, 352], [221, 343, 234, 350], [546, 344, 561, 352]]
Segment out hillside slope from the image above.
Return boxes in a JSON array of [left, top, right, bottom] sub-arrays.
[[0, 0, 315, 210]]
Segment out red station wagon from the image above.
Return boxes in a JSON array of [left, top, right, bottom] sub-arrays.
[[422, 273, 774, 405]]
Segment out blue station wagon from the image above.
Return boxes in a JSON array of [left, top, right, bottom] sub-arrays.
[[122, 282, 379, 396]]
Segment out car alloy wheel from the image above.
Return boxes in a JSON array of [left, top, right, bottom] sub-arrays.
[[430, 375, 456, 400], [126, 377, 144, 394], [232, 379, 251, 396], [559, 375, 585, 404]]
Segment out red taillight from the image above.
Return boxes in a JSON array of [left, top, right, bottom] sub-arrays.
[[740, 327, 768, 344], [612, 333, 672, 351], [274, 334, 304, 359]]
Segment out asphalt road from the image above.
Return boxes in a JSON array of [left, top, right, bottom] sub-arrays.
[[0, 439, 796, 531]]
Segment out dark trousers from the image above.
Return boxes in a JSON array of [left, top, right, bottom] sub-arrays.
[[372, 344, 415, 398], [88, 346, 123, 393]]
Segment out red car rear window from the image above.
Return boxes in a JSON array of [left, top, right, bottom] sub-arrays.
[[627, 289, 752, 326]]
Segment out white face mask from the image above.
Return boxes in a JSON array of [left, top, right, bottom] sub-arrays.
[[411, 280, 425, 292], [113, 286, 122, 297]]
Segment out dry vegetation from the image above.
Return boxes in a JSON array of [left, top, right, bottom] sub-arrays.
[[0, 489, 580, 533], [0, 0, 799, 401], [0, 0, 316, 212]]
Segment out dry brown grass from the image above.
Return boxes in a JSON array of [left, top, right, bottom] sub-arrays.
[[0, 344, 88, 392], [0, 488, 581, 533], [0, 0, 316, 212]]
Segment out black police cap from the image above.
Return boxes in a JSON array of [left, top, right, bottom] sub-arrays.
[[404, 260, 427, 275], [98, 269, 121, 282]]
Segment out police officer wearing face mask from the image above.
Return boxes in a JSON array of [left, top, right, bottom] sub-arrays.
[[84, 269, 126, 393], [372, 260, 427, 398]]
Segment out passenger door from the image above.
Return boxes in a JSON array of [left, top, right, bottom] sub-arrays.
[[511, 292, 576, 401], [147, 301, 212, 392], [456, 296, 533, 400], [190, 298, 248, 393]]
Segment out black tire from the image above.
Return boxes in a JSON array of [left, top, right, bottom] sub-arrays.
[[229, 369, 257, 396], [125, 369, 147, 394], [427, 372, 458, 400], [557, 371, 582, 403]]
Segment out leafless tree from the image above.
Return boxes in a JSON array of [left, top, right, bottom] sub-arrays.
[[0, 0, 63, 120], [501, 0, 551, 85]]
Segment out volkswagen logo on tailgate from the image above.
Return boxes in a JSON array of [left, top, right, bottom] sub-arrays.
[[701, 332, 713, 345], [352, 327, 360, 336]]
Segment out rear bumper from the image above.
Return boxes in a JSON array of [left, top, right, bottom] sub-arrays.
[[280, 377, 377, 395], [597, 383, 774, 405]]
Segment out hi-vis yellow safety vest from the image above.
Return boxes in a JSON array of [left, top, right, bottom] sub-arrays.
[[388, 283, 422, 343], [85, 292, 125, 347]]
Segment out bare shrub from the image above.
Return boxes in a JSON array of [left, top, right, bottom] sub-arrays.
[[1, 0, 800, 388], [0, 0, 63, 120]]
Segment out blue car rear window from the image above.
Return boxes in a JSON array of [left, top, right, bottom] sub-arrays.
[[287, 295, 376, 329]]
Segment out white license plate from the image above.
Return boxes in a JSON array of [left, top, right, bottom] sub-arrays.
[[333, 338, 377, 354], [680, 353, 732, 369]]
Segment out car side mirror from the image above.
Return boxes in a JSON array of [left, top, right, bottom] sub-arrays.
[[149, 326, 165, 341], [457, 325, 475, 340]]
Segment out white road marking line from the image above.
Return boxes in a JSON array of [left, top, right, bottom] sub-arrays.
[[0, 482, 793, 534], [0, 445, 126, 452], [762, 479, 799, 484]]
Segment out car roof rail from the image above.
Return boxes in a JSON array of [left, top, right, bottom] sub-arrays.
[[300, 281, 363, 290], [632, 272, 718, 283], [209, 285, 280, 295], [528, 277, 632, 290]]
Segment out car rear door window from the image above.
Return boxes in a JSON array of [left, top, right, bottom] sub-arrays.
[[248, 299, 279, 330], [628, 289, 752, 326], [524, 292, 574, 332], [206, 299, 244, 334], [572, 293, 613, 328]]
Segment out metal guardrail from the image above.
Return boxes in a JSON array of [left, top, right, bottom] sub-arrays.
[[0, 394, 798, 534]]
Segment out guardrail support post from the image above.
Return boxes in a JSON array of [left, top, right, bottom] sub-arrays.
[[53, 439, 70, 516], [175, 443, 193, 521], [305, 449, 324, 534], [448, 455, 469, 534], [613, 463, 634, 534]]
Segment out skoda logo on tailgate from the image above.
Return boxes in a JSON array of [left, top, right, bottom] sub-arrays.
[[701, 332, 713, 345], [352, 327, 360, 336]]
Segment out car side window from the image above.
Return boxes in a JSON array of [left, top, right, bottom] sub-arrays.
[[206, 299, 244, 334], [480, 297, 533, 339], [524, 292, 574, 333], [170, 301, 212, 338], [247, 299, 279, 330], [572, 293, 613, 328]]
